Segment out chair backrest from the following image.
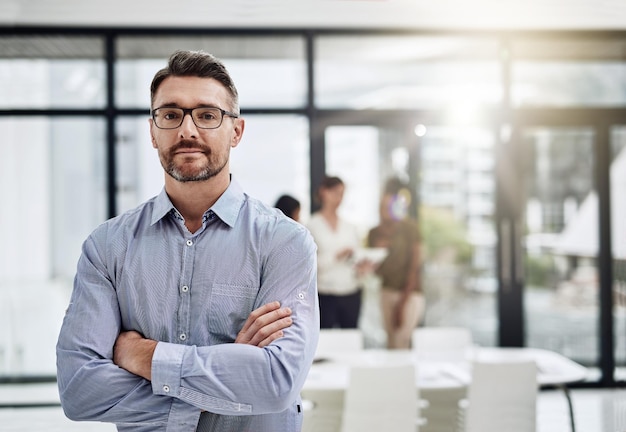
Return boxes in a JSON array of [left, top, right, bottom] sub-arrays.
[[464, 360, 538, 432], [315, 329, 364, 357], [412, 326, 473, 360], [341, 364, 419, 432]]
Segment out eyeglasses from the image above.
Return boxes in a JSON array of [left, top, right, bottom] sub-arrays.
[[151, 106, 239, 130]]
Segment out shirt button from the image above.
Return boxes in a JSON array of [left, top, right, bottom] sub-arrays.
[[298, 292, 305, 300], [179, 333, 187, 341], [186, 240, 193, 246], [181, 285, 189, 293], [163, 385, 170, 393]]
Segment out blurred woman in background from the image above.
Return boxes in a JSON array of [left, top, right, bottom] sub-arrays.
[[307, 176, 363, 329]]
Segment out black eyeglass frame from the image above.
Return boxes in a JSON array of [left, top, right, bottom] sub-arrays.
[[151, 106, 240, 130]]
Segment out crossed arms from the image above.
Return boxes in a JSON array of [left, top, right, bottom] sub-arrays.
[[113, 301, 293, 381]]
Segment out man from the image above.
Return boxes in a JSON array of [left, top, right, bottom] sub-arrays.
[[56, 50, 319, 432]]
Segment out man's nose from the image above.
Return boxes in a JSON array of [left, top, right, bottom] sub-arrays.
[[178, 112, 198, 138]]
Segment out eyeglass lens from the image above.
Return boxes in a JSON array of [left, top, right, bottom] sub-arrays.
[[153, 107, 224, 129]]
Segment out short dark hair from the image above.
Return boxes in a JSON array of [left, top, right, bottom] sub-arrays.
[[150, 50, 239, 112], [274, 195, 301, 220]]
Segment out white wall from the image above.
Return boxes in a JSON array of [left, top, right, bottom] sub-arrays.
[[1, 0, 626, 30]]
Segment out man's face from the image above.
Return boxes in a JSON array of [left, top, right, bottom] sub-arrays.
[[149, 76, 244, 183]]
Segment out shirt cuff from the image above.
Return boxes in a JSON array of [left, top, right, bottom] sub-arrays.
[[151, 341, 185, 397]]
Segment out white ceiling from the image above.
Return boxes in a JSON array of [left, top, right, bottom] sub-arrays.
[[1, 0, 626, 31]]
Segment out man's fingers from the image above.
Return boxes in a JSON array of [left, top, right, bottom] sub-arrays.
[[257, 330, 284, 348], [236, 304, 293, 346], [239, 301, 281, 334], [249, 315, 292, 345], [247, 307, 292, 335], [242, 313, 292, 346]]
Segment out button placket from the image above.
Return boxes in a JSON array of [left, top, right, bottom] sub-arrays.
[[178, 236, 195, 346]]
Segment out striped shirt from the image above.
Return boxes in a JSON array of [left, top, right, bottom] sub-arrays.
[[56, 178, 319, 432]]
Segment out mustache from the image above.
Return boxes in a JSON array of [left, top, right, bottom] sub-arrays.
[[170, 140, 211, 154]]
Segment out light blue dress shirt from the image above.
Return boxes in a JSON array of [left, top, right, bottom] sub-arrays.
[[56, 178, 319, 432]]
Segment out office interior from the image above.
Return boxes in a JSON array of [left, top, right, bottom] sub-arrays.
[[2, 0, 626, 430]]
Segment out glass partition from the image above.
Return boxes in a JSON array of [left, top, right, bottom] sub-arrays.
[[116, 35, 307, 109], [315, 35, 501, 109], [0, 117, 106, 377], [511, 38, 626, 107], [324, 123, 498, 348], [0, 36, 105, 109], [230, 114, 311, 217], [521, 127, 599, 368], [419, 126, 497, 347], [611, 126, 626, 380]]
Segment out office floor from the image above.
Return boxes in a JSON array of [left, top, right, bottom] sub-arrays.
[[0, 385, 625, 431]]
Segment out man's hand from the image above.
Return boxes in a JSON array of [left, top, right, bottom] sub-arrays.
[[113, 330, 157, 381], [235, 301, 292, 347]]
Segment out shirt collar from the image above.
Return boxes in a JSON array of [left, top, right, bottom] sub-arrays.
[[210, 177, 244, 228], [150, 176, 245, 228], [151, 188, 175, 226]]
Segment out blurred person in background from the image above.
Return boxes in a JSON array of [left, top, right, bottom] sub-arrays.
[[367, 177, 423, 349], [274, 194, 301, 222], [307, 176, 363, 329]]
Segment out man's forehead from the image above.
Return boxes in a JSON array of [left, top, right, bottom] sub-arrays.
[[154, 76, 229, 105]]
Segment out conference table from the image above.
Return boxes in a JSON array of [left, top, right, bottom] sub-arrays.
[[301, 347, 588, 432]]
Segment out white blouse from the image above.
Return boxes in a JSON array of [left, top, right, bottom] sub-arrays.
[[307, 212, 362, 296]]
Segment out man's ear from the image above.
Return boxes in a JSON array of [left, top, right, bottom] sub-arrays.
[[149, 118, 157, 149], [231, 117, 245, 149]]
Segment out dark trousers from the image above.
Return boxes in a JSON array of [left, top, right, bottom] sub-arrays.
[[318, 290, 362, 329]]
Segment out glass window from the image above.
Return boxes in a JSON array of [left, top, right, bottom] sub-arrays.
[[0, 36, 105, 109], [116, 116, 162, 214], [325, 125, 383, 236], [521, 127, 598, 370], [0, 117, 106, 376], [419, 126, 497, 347], [512, 62, 626, 107], [230, 115, 310, 218], [116, 36, 307, 109], [324, 123, 497, 348], [315, 35, 501, 109], [611, 126, 626, 380], [511, 38, 626, 107], [324, 124, 405, 347]]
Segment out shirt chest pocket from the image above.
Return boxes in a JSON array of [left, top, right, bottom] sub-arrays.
[[208, 283, 259, 342]]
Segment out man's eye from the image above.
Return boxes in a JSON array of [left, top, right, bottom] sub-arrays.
[[163, 112, 182, 120], [197, 110, 218, 120]]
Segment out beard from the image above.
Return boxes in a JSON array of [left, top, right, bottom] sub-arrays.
[[159, 139, 228, 182]]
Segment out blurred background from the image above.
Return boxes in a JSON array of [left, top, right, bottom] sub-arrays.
[[1, 0, 626, 391]]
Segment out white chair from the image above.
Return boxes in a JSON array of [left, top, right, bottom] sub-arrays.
[[301, 389, 344, 432], [460, 360, 538, 432], [302, 329, 364, 432], [412, 326, 473, 360], [315, 329, 364, 358], [341, 364, 423, 432]]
